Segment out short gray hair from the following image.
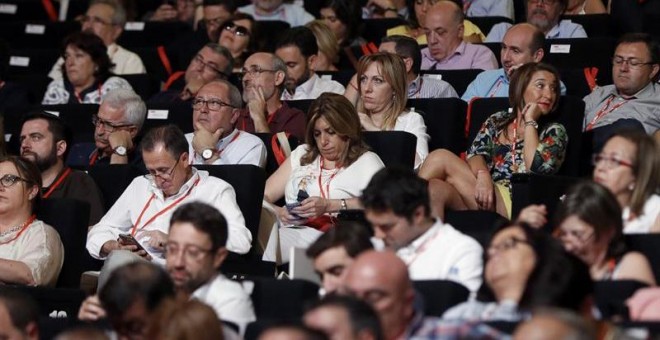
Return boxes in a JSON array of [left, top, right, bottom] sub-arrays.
[[270, 54, 287, 93], [102, 88, 146, 130], [90, 0, 127, 26], [203, 43, 235, 77], [204, 79, 243, 109]]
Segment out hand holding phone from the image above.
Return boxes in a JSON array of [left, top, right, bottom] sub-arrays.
[[118, 233, 147, 253]]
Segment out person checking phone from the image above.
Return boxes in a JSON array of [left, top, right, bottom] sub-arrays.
[[86, 125, 252, 265], [462, 23, 566, 102], [263, 93, 384, 263]]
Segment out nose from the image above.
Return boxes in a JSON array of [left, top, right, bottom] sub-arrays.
[[373, 226, 386, 240], [323, 276, 336, 293], [170, 250, 185, 267], [364, 80, 373, 93]]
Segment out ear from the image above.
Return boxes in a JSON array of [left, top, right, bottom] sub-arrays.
[[457, 22, 465, 39], [403, 56, 413, 74], [212, 247, 228, 268], [274, 70, 286, 87], [55, 140, 67, 158], [179, 151, 190, 164], [128, 126, 139, 139], [230, 108, 241, 125], [28, 184, 39, 201], [111, 25, 123, 42], [532, 48, 544, 62], [307, 54, 317, 71], [649, 63, 659, 82]]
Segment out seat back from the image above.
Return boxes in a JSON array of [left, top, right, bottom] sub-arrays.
[[561, 14, 615, 38], [420, 69, 484, 96], [542, 37, 615, 84], [42, 104, 99, 144], [6, 47, 60, 76], [0, 21, 80, 49], [254, 20, 291, 52], [88, 164, 145, 211], [245, 278, 319, 319], [408, 98, 467, 155], [412, 280, 470, 316], [116, 21, 192, 48], [625, 234, 660, 284], [594, 280, 650, 319], [255, 133, 300, 176], [467, 16, 513, 37], [122, 74, 158, 101], [15, 286, 86, 319], [142, 102, 194, 134], [363, 131, 416, 169], [511, 173, 580, 226], [444, 210, 508, 249], [362, 18, 408, 44], [284, 99, 314, 117], [316, 70, 355, 87]]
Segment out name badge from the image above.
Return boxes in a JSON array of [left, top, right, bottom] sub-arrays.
[[25, 24, 46, 34], [0, 4, 18, 14], [124, 22, 145, 31], [147, 109, 169, 120], [550, 44, 571, 54], [4, 134, 11, 142], [44, 111, 60, 117], [9, 56, 29, 67]]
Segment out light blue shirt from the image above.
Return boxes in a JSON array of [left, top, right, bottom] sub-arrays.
[[486, 20, 588, 42], [462, 68, 567, 101], [465, 0, 514, 20]]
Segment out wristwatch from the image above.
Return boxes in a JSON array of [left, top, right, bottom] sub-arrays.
[[113, 145, 127, 156], [201, 148, 216, 160], [524, 120, 539, 129], [340, 199, 348, 211]]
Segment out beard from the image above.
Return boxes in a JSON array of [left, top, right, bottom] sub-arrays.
[[528, 9, 554, 32], [23, 145, 58, 172]]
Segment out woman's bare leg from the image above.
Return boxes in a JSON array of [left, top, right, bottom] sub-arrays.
[[428, 179, 469, 220], [420, 149, 481, 211]]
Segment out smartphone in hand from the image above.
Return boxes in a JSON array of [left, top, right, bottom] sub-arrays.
[[118, 234, 147, 252]]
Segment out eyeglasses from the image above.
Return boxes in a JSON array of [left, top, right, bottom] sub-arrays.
[[191, 54, 225, 76], [555, 229, 595, 244], [487, 237, 531, 257], [205, 16, 225, 27], [528, 0, 558, 5], [0, 174, 29, 188], [144, 158, 179, 183], [612, 57, 655, 69], [592, 154, 634, 169], [192, 97, 235, 111], [223, 22, 251, 37], [164, 243, 213, 261], [92, 115, 133, 133], [78, 15, 114, 26], [239, 66, 277, 80]]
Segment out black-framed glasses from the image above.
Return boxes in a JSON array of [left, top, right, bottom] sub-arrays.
[[164, 243, 213, 261], [555, 229, 595, 244], [612, 57, 655, 69], [592, 154, 634, 169], [192, 97, 235, 111], [487, 237, 531, 257], [144, 158, 179, 183], [191, 54, 225, 76], [92, 115, 133, 133], [0, 174, 29, 188], [223, 22, 251, 37], [78, 15, 114, 26], [239, 66, 277, 80]]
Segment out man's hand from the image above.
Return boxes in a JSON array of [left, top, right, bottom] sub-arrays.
[[138, 230, 168, 251], [150, 4, 178, 21], [247, 86, 268, 124], [78, 295, 106, 321], [192, 122, 222, 155], [108, 130, 133, 151], [116, 237, 153, 261]]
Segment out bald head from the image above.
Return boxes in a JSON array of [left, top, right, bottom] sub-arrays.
[[501, 23, 545, 77], [344, 251, 413, 340], [423, 1, 465, 62], [429, 1, 463, 26]]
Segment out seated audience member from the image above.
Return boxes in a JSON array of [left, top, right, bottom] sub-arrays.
[[361, 167, 483, 292], [48, 0, 145, 80], [419, 63, 567, 219], [151, 43, 234, 103], [146, 299, 225, 340], [88, 89, 146, 168], [486, 0, 587, 42], [582, 33, 659, 137], [43, 32, 133, 105], [187, 80, 266, 166], [199, 0, 237, 42], [0, 287, 39, 340], [553, 182, 655, 285], [304, 294, 383, 340], [275, 27, 345, 101], [235, 52, 307, 140], [219, 13, 258, 73], [86, 125, 251, 265], [386, 0, 487, 45], [465, 0, 514, 19], [306, 223, 374, 294], [320, 0, 366, 48], [263, 93, 385, 263], [362, 0, 408, 19], [305, 20, 340, 72], [258, 323, 328, 340], [98, 262, 175, 339], [421, 1, 498, 71], [166, 202, 255, 332], [462, 23, 567, 102], [0, 156, 64, 286], [20, 112, 105, 225], [563, 0, 607, 14], [342, 250, 506, 339], [145, 0, 196, 23], [353, 53, 430, 169], [442, 223, 593, 321], [0, 40, 30, 116], [513, 307, 596, 340], [238, 0, 314, 27]]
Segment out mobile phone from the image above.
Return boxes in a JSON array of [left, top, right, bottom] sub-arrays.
[[286, 202, 303, 220], [118, 234, 147, 252]]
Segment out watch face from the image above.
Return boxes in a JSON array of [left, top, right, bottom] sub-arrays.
[[202, 149, 214, 160], [114, 146, 127, 156]]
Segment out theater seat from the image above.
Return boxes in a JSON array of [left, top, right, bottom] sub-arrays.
[[594, 280, 649, 319], [243, 278, 319, 319], [15, 286, 86, 320], [363, 131, 416, 169], [511, 173, 580, 227], [625, 234, 660, 284], [444, 210, 508, 249], [408, 98, 467, 155], [413, 280, 470, 316], [88, 164, 146, 211], [255, 133, 300, 176], [421, 69, 484, 96]]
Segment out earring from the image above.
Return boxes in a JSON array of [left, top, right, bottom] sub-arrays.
[[628, 183, 635, 191]]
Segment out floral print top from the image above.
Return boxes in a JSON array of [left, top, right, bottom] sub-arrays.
[[467, 110, 568, 191]]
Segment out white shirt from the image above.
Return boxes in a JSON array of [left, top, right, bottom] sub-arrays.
[[185, 129, 267, 168], [87, 169, 252, 264], [48, 43, 146, 80], [395, 220, 483, 292], [237, 3, 314, 27], [192, 274, 256, 335], [623, 194, 660, 234], [394, 111, 430, 169], [281, 74, 345, 101]]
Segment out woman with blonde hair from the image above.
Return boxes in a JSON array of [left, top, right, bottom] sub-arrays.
[[305, 20, 340, 72]]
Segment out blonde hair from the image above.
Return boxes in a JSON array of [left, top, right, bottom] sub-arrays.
[[306, 20, 340, 65], [356, 52, 408, 130]]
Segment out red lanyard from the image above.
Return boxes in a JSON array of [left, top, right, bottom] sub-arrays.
[[509, 118, 519, 172], [586, 95, 629, 131], [488, 78, 504, 97], [42, 167, 72, 199], [0, 215, 37, 245], [131, 176, 201, 236], [89, 150, 100, 165], [318, 158, 341, 199]]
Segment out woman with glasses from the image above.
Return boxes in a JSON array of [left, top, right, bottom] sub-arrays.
[[218, 13, 257, 73], [419, 63, 567, 219], [552, 181, 655, 285], [0, 156, 63, 286], [42, 32, 133, 105], [443, 222, 592, 321], [263, 93, 385, 263]]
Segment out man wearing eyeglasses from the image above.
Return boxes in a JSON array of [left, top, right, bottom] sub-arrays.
[[187, 80, 266, 166], [87, 124, 252, 265], [238, 0, 314, 27], [235, 52, 307, 140], [90, 89, 146, 168], [582, 33, 659, 141], [48, 0, 145, 80], [485, 0, 587, 42], [166, 202, 255, 334], [19, 112, 104, 225]]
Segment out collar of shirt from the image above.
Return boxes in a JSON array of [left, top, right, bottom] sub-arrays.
[[545, 21, 562, 39], [107, 43, 118, 59], [254, 5, 285, 19], [408, 75, 423, 98], [149, 167, 204, 200], [496, 68, 510, 84], [216, 128, 240, 149], [283, 73, 319, 100], [396, 220, 442, 258], [616, 81, 655, 100], [437, 41, 467, 65]]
